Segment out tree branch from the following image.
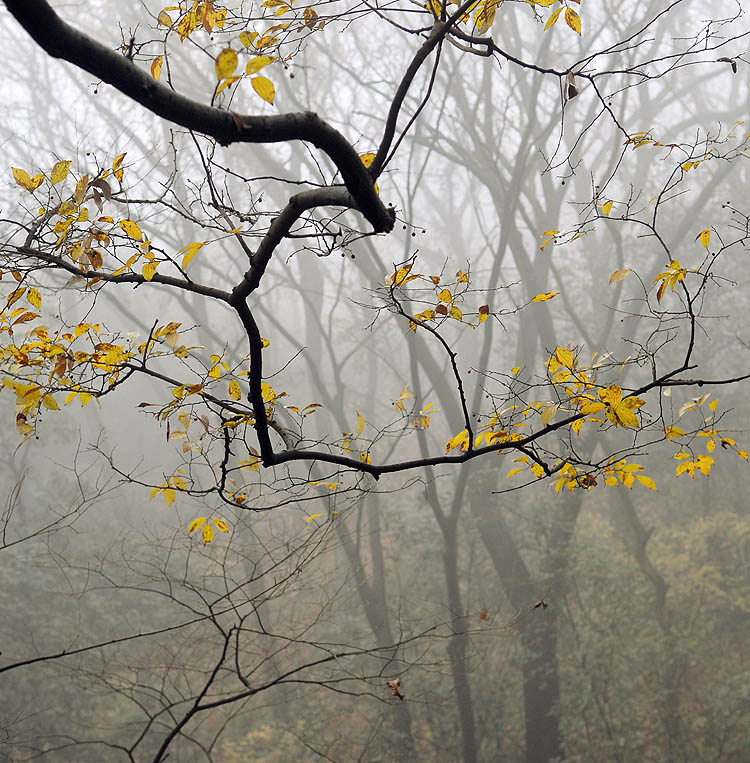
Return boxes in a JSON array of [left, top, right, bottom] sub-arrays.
[[2, 0, 394, 233]]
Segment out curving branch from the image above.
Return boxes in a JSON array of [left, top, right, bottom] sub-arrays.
[[2, 0, 394, 234]]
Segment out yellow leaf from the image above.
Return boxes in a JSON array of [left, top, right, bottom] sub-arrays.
[[355, 410, 365, 436], [12, 167, 43, 192], [478, 305, 489, 323], [474, 0, 500, 33], [112, 153, 127, 172], [6, 287, 25, 307], [120, 219, 143, 241], [50, 160, 71, 185], [178, 241, 206, 268], [251, 75, 275, 105], [26, 287, 42, 309], [506, 468, 524, 478], [239, 30, 258, 47], [449, 305, 463, 320], [609, 268, 630, 284], [142, 262, 157, 281], [245, 55, 274, 74], [215, 47, 238, 79], [150, 486, 162, 500], [306, 513, 325, 523], [635, 475, 657, 490], [42, 394, 59, 410], [665, 426, 685, 439], [213, 518, 230, 533], [738, 450, 748, 461], [255, 34, 279, 49], [188, 517, 207, 533], [602, 200, 613, 215], [202, 523, 214, 545], [446, 429, 469, 454], [564, 7, 581, 34], [216, 75, 241, 95], [555, 347, 575, 368], [157, 10, 172, 26], [570, 418, 585, 434], [437, 289, 453, 303], [163, 488, 176, 505], [228, 379, 242, 400], [531, 292, 558, 302], [151, 55, 163, 80], [541, 404, 557, 426], [511, 366, 520, 375], [261, 381, 276, 403], [544, 6, 561, 30], [697, 228, 711, 248], [74, 174, 89, 203]]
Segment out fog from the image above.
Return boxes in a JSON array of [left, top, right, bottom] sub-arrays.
[[1, 1, 749, 761]]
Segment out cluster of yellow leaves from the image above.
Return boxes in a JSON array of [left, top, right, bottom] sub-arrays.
[[624, 130, 658, 150], [384, 264, 491, 329], [615, 232, 710, 304], [413, 402, 438, 430], [0, 318, 140, 435], [154, 0, 328, 99], [150, 473, 188, 506], [154, 4, 280, 103], [575, 385, 646, 429], [653, 260, 688, 302], [539, 229, 559, 251], [447, 416, 525, 454], [508, 456, 655, 494], [214, 46, 276, 103], [424, 0, 581, 36], [534, 0, 582, 34], [446, 428, 469, 453], [393, 385, 414, 416], [667, 401, 748, 478], [11, 159, 71, 193], [506, 455, 545, 481], [158, 2, 227, 41], [188, 516, 230, 545], [603, 459, 656, 490], [473, 0, 503, 34]]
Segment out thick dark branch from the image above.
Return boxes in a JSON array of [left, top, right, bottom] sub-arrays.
[[2, 0, 394, 233], [231, 187, 356, 301]]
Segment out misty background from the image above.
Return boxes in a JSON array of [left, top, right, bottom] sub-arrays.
[[1, 1, 749, 761]]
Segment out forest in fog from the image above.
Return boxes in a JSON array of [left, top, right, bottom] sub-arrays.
[[1, 0, 749, 760]]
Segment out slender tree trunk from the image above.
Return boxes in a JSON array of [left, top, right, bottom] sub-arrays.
[[469, 465, 579, 762], [441, 517, 478, 763], [611, 489, 685, 761], [336, 499, 418, 761]]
